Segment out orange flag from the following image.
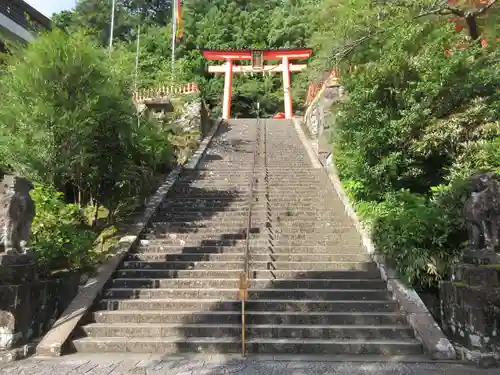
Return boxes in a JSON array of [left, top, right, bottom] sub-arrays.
[[176, 0, 184, 40]]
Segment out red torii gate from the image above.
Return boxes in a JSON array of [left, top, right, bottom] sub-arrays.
[[201, 48, 313, 120]]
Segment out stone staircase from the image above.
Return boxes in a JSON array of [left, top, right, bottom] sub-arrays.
[[71, 119, 423, 356], [243, 120, 421, 355]]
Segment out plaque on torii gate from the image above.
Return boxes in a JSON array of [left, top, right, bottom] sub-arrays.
[[201, 48, 313, 120]]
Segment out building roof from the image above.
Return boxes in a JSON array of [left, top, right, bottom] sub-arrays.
[[0, 0, 52, 31]]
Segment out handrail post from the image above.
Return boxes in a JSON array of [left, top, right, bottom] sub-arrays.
[[239, 272, 249, 357]]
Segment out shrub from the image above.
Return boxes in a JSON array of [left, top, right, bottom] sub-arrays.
[[30, 184, 96, 270], [0, 29, 143, 210], [330, 14, 499, 288]]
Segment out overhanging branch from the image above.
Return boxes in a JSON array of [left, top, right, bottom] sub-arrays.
[[328, 0, 498, 66]]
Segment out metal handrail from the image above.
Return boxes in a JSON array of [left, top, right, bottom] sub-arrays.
[[244, 115, 260, 278], [239, 112, 261, 357]]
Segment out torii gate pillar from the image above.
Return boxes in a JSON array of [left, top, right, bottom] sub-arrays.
[[282, 56, 292, 119], [202, 49, 313, 120], [222, 59, 233, 120]]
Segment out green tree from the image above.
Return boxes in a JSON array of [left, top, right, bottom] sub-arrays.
[[307, 0, 499, 287], [0, 29, 137, 209]]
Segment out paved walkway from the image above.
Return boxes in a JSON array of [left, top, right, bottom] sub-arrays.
[[1, 354, 498, 375]]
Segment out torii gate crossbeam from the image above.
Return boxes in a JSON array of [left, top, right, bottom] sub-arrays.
[[201, 48, 313, 120]]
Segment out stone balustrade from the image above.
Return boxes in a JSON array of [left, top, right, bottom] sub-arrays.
[[133, 82, 200, 104]]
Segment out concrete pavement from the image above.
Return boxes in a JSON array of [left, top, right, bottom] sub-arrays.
[[1, 354, 498, 375]]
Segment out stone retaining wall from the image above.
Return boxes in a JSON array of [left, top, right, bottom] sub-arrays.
[[0, 270, 82, 362]]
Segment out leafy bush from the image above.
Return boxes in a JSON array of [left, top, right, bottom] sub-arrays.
[[0, 28, 178, 225], [30, 184, 96, 270], [370, 185, 466, 288], [0, 29, 136, 206], [327, 9, 499, 287]]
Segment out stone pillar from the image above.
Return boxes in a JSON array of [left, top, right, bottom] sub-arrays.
[[0, 174, 37, 351], [0, 254, 38, 351], [440, 263, 500, 367], [282, 56, 293, 119], [222, 59, 233, 120]]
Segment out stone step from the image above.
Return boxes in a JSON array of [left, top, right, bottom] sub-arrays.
[[126, 253, 370, 263], [249, 261, 377, 271], [249, 269, 381, 279], [132, 245, 364, 254], [151, 213, 348, 222], [142, 231, 358, 242], [246, 300, 399, 313], [140, 232, 263, 242], [132, 245, 246, 254], [138, 239, 247, 248], [144, 226, 259, 235], [115, 269, 243, 279], [246, 338, 422, 355], [146, 224, 263, 233], [154, 206, 260, 213], [102, 288, 239, 300], [147, 222, 352, 230], [97, 298, 240, 311], [272, 232, 362, 241], [246, 311, 409, 325], [108, 278, 388, 290], [250, 254, 370, 262], [82, 323, 414, 341], [91, 310, 408, 326], [247, 324, 415, 341], [82, 323, 241, 338], [72, 336, 422, 355], [161, 196, 249, 202], [251, 278, 387, 289], [102, 288, 390, 301], [92, 310, 241, 324], [139, 238, 363, 247], [121, 260, 375, 271], [249, 288, 390, 300], [268, 239, 365, 247], [125, 253, 245, 262], [150, 213, 254, 221], [97, 298, 398, 313], [72, 336, 240, 354], [120, 260, 244, 270]]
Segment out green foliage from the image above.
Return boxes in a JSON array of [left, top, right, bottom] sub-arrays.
[[0, 29, 134, 201], [30, 184, 96, 270], [0, 29, 177, 223], [55, 0, 317, 117], [0, 27, 185, 272], [322, 1, 500, 287]]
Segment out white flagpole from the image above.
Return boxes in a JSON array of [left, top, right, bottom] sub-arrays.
[[134, 24, 140, 91], [171, 0, 177, 72], [109, 0, 116, 54]]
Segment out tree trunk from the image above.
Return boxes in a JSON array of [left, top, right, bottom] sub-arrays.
[[465, 14, 480, 42]]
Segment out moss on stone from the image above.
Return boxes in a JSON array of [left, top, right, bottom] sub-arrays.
[[481, 264, 500, 270]]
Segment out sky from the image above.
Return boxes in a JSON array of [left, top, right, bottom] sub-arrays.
[[25, 0, 76, 18]]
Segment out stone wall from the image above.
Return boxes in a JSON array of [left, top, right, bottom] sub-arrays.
[[440, 264, 500, 367], [137, 94, 212, 137], [304, 84, 343, 139], [0, 270, 82, 361], [303, 70, 344, 142]]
